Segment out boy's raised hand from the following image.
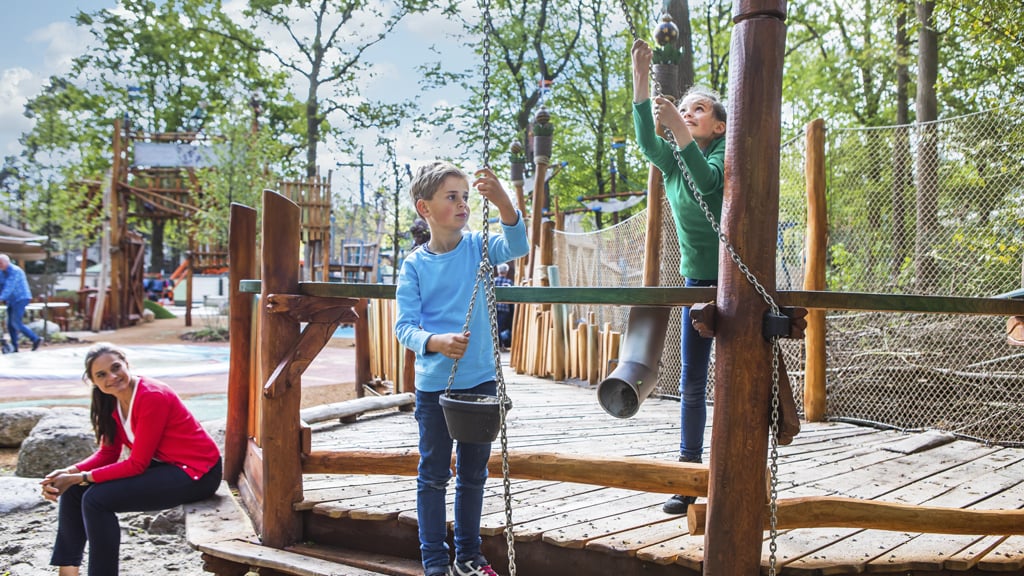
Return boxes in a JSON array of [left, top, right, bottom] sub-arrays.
[[473, 168, 518, 224]]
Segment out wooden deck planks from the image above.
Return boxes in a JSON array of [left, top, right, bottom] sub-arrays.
[[296, 370, 1024, 574]]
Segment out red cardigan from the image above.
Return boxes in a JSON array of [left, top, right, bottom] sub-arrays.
[[75, 376, 221, 483]]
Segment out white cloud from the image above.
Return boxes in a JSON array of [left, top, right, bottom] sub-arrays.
[[32, 21, 92, 74], [0, 68, 40, 156]]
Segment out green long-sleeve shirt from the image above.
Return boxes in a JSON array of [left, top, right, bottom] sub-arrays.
[[633, 99, 724, 280]]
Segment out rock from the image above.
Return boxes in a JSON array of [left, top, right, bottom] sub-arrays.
[[142, 308, 156, 323], [0, 476, 49, 514], [16, 408, 96, 478], [27, 319, 61, 336], [148, 507, 185, 535], [0, 407, 50, 447]]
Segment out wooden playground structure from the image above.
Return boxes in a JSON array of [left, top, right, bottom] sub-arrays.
[[181, 2, 1024, 575]]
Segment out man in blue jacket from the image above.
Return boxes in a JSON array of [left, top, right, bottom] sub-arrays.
[[0, 253, 41, 352]]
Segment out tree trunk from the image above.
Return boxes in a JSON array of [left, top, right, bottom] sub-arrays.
[[151, 219, 166, 273], [915, 0, 939, 293], [891, 0, 911, 278], [667, 0, 695, 94]]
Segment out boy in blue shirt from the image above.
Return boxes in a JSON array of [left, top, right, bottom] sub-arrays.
[[395, 162, 528, 576]]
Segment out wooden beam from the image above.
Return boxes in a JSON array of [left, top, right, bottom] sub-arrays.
[[301, 450, 709, 496], [225, 204, 257, 484], [687, 496, 1024, 536], [258, 190, 303, 549], [243, 281, 1024, 316]]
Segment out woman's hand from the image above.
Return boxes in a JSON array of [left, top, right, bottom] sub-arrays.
[[40, 469, 83, 502]]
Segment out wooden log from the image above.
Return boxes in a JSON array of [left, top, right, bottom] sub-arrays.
[[548, 265, 566, 381], [225, 204, 257, 484], [299, 393, 415, 424], [587, 321, 599, 385], [803, 118, 828, 422], [258, 190, 303, 548], [302, 450, 708, 496], [687, 496, 1024, 536], [704, 3, 788, 575]]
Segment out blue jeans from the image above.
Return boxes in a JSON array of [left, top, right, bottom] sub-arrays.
[[680, 278, 715, 461], [416, 381, 495, 573], [51, 459, 222, 575], [6, 299, 38, 351]]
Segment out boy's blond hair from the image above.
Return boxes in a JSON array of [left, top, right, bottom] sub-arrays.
[[409, 161, 469, 210]]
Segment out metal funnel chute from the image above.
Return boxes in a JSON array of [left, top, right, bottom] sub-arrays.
[[597, 306, 670, 418]]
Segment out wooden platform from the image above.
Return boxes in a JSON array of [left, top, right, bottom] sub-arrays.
[[211, 367, 1024, 575]]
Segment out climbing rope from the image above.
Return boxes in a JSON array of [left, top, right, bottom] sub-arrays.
[[442, 0, 518, 571], [617, 2, 785, 573]]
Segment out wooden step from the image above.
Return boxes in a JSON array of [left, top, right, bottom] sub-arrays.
[[186, 482, 421, 576]]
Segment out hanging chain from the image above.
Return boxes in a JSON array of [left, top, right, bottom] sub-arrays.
[[768, 339, 781, 575], [618, 2, 784, 573]]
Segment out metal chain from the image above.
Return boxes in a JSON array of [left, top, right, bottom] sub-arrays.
[[768, 339, 781, 576], [618, 2, 784, 572]]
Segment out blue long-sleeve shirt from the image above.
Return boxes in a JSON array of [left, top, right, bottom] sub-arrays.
[[0, 262, 33, 304], [395, 214, 528, 392]]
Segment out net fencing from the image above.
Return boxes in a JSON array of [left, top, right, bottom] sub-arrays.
[[551, 100, 1024, 446]]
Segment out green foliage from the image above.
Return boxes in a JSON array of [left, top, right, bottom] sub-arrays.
[[144, 299, 177, 319], [652, 45, 683, 65]]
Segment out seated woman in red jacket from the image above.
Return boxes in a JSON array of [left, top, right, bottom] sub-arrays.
[[40, 342, 222, 576]]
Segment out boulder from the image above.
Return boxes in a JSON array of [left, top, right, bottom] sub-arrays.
[[0, 407, 50, 447], [16, 408, 96, 478], [0, 476, 49, 513]]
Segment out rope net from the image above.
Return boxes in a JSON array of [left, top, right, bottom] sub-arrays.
[[551, 101, 1024, 446]]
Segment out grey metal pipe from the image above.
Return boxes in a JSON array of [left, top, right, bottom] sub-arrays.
[[597, 306, 670, 418]]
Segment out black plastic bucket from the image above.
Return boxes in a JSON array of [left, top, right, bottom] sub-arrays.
[[439, 393, 512, 444]]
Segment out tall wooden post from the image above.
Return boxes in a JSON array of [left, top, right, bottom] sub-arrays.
[[109, 119, 125, 328], [803, 119, 828, 422], [258, 190, 303, 548], [225, 204, 256, 484], [704, 2, 787, 575]]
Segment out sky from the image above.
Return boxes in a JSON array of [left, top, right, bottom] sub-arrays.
[[0, 1, 477, 205]]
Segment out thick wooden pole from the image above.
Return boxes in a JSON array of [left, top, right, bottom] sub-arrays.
[[225, 204, 256, 484], [643, 170, 664, 286], [258, 190, 303, 548], [803, 119, 828, 421], [109, 119, 124, 329], [704, 2, 788, 575], [354, 298, 371, 396]]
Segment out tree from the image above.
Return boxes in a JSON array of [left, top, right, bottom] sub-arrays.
[[229, 0, 446, 178], [915, 0, 939, 291], [17, 0, 290, 272]]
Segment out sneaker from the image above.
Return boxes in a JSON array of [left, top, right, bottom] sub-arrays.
[[425, 569, 452, 576], [452, 556, 499, 576], [662, 494, 696, 515], [31, 338, 41, 351]]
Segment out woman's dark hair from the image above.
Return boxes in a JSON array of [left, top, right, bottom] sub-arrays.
[[83, 342, 129, 445]]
